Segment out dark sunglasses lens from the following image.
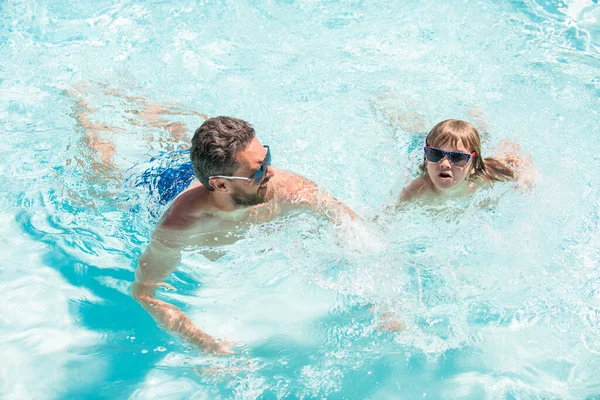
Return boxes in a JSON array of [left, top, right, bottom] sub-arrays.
[[449, 153, 469, 166], [254, 167, 264, 185], [254, 166, 265, 184], [253, 148, 271, 184], [425, 147, 444, 162]]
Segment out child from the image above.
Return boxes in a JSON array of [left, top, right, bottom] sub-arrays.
[[398, 119, 534, 204]]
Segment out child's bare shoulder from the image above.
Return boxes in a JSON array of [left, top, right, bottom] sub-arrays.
[[399, 176, 432, 203]]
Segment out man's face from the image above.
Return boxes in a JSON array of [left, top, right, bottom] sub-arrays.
[[229, 138, 275, 206]]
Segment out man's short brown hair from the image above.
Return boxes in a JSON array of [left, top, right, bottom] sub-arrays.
[[190, 116, 256, 190]]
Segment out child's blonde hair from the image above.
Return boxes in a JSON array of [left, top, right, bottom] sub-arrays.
[[419, 119, 515, 183]]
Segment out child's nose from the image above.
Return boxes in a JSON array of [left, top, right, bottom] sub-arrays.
[[440, 157, 452, 168]]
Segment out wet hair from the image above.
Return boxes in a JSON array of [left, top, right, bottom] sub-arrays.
[[190, 116, 255, 190], [419, 119, 515, 183]]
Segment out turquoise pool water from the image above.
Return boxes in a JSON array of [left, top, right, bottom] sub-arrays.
[[1, 0, 600, 398]]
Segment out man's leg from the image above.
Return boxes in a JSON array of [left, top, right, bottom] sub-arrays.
[[68, 84, 122, 173], [100, 83, 207, 148]]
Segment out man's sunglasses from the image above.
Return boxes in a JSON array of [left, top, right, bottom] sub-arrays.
[[424, 146, 476, 167], [210, 145, 271, 185]]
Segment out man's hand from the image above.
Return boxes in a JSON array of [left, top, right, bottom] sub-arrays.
[[132, 280, 233, 355], [190, 332, 234, 355]]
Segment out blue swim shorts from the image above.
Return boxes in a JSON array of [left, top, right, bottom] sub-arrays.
[[128, 149, 196, 207]]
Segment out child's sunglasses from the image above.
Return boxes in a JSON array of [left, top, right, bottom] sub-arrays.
[[424, 146, 476, 167]]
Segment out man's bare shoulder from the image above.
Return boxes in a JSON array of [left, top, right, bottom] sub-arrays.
[[271, 169, 303, 184], [271, 169, 318, 201], [159, 183, 215, 231]]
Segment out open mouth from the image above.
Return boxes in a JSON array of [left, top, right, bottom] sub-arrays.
[[438, 172, 452, 180]]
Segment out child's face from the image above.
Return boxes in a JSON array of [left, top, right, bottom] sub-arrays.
[[426, 141, 473, 192]]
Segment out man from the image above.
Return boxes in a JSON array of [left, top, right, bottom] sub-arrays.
[[131, 116, 355, 354]]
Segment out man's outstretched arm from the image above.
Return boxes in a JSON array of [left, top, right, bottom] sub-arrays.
[[276, 171, 356, 223], [131, 225, 232, 354]]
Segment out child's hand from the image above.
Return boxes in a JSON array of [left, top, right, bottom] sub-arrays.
[[494, 139, 536, 191], [377, 317, 407, 332], [370, 308, 407, 332]]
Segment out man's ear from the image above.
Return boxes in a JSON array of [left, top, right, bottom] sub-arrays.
[[209, 178, 229, 193]]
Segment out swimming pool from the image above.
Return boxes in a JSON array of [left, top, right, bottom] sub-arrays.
[[1, 0, 599, 398]]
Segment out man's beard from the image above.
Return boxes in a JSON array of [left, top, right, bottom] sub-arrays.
[[230, 186, 269, 207]]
